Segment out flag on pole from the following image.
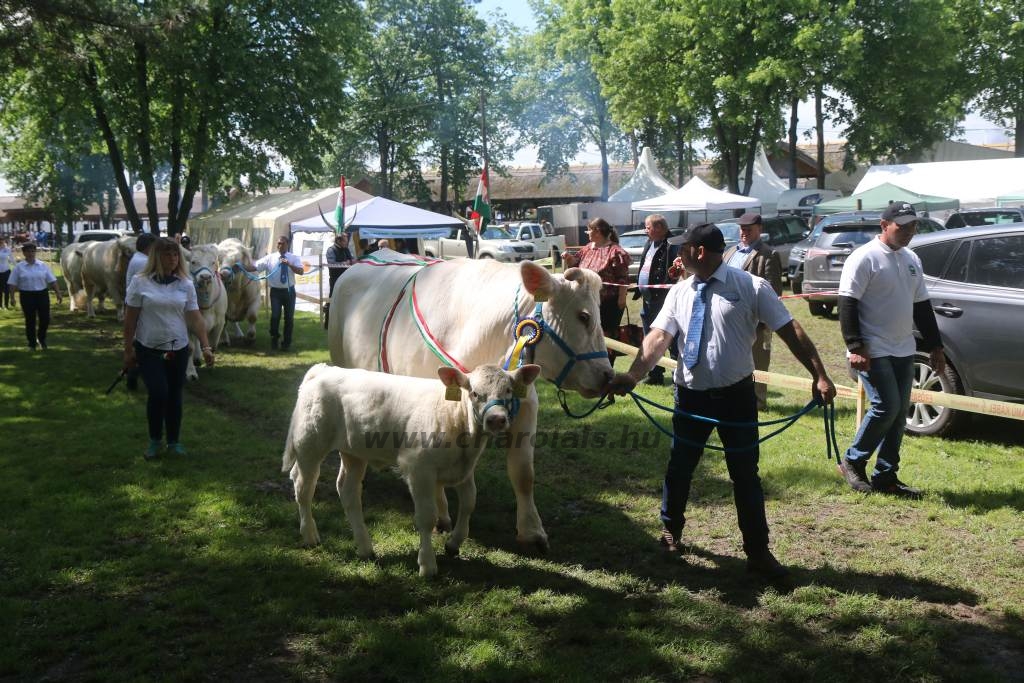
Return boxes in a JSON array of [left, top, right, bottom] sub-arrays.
[[334, 176, 345, 235], [471, 165, 490, 233]]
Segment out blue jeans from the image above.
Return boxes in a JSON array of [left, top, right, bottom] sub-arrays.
[[269, 286, 296, 346], [662, 376, 769, 554], [135, 342, 191, 443], [845, 355, 915, 480]]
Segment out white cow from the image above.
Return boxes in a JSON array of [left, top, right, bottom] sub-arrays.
[[328, 254, 614, 552], [187, 243, 228, 380], [282, 362, 542, 577], [59, 243, 88, 312], [80, 236, 137, 320], [216, 238, 261, 345]]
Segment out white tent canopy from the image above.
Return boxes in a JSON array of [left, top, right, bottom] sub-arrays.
[[631, 176, 760, 212], [855, 158, 1024, 208], [736, 145, 788, 211], [290, 196, 465, 239], [608, 147, 677, 202]]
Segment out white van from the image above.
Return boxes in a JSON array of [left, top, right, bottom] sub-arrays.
[[776, 188, 842, 218]]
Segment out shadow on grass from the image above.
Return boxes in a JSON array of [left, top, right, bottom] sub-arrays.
[[935, 487, 1024, 513]]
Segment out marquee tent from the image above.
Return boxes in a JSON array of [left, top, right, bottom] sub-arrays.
[[290, 195, 464, 239], [608, 147, 677, 202], [812, 182, 959, 216], [854, 157, 1024, 208], [631, 176, 760, 212], [735, 145, 788, 211]]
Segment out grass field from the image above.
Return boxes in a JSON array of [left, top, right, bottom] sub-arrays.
[[1, 285, 1022, 681]]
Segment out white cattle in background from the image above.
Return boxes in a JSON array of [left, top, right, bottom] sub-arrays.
[[328, 254, 614, 552], [187, 243, 227, 380], [80, 236, 136, 320], [59, 243, 88, 312], [283, 362, 542, 577], [216, 238, 261, 345]]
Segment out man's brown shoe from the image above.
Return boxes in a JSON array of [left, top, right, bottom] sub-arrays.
[[840, 458, 873, 493], [659, 528, 683, 554], [746, 549, 790, 579], [872, 476, 923, 500]]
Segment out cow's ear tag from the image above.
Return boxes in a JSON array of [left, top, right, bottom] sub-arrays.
[[444, 384, 462, 401], [513, 381, 527, 398], [533, 290, 548, 302]]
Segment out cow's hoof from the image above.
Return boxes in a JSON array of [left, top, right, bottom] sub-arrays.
[[356, 548, 376, 560], [435, 517, 453, 534], [444, 541, 460, 556], [516, 534, 550, 555], [300, 535, 321, 547], [419, 565, 438, 578]]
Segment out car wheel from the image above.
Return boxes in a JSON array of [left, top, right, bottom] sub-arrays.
[[905, 352, 968, 437], [424, 251, 435, 258], [479, 253, 493, 259], [808, 301, 828, 316], [791, 277, 802, 295]]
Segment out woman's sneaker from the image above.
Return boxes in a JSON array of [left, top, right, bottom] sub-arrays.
[[167, 442, 187, 456], [144, 440, 162, 460]]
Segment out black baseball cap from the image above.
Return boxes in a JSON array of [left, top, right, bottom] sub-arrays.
[[21, 242, 37, 251], [881, 201, 918, 225], [737, 212, 762, 225], [667, 223, 727, 252]]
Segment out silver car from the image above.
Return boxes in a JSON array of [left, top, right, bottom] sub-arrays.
[[905, 224, 1024, 436]]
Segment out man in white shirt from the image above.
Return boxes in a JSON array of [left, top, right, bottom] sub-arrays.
[[7, 242, 63, 349], [837, 202, 945, 499], [247, 234, 304, 351], [126, 232, 156, 289], [607, 223, 836, 580]]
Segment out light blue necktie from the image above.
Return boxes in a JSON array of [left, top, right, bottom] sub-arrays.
[[683, 282, 707, 369], [280, 257, 288, 284]]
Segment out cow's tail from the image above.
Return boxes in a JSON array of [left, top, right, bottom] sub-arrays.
[[281, 364, 332, 474]]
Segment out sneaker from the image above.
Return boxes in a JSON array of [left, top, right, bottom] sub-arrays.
[[144, 440, 161, 460], [659, 528, 684, 554], [270, 338, 279, 350], [167, 442, 187, 456], [746, 549, 790, 579], [840, 458, 873, 493], [39, 341, 48, 350], [872, 476, 922, 500]]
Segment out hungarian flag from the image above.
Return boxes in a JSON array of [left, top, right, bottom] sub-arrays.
[[470, 165, 490, 233], [334, 176, 345, 235]]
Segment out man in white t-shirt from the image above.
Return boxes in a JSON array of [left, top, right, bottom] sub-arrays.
[[837, 202, 945, 499], [246, 234, 303, 351], [126, 232, 156, 290], [606, 223, 836, 580]]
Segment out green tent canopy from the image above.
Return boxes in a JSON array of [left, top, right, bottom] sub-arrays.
[[996, 192, 1024, 208], [812, 182, 960, 216]]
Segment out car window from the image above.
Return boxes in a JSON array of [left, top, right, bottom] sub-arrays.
[[818, 226, 880, 248], [619, 234, 649, 249], [914, 241, 958, 277], [917, 218, 943, 233], [945, 241, 970, 282], [780, 216, 807, 238], [945, 214, 966, 229], [960, 211, 1024, 227], [966, 235, 1024, 289]]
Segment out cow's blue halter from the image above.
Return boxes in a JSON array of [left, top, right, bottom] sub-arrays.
[[506, 285, 607, 388]]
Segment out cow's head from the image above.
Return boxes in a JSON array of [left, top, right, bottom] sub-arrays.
[[518, 261, 613, 398], [439, 364, 542, 434], [189, 244, 221, 306]]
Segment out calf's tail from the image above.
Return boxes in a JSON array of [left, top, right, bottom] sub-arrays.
[[281, 364, 331, 474]]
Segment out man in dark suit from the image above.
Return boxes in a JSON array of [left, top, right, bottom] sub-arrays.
[[723, 212, 784, 409], [633, 214, 681, 385]]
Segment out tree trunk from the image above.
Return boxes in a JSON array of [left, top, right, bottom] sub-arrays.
[[788, 97, 799, 189], [132, 40, 160, 232], [1016, 103, 1023, 157], [815, 83, 826, 189]]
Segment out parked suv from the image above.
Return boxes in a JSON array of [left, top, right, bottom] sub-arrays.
[[716, 214, 807, 279], [70, 229, 124, 244], [800, 212, 945, 316], [905, 224, 1024, 436], [943, 207, 1024, 229]]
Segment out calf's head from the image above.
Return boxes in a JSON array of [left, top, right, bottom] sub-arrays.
[[438, 364, 541, 434]]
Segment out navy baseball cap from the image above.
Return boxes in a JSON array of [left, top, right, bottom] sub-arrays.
[[667, 222, 727, 252], [881, 202, 918, 225]]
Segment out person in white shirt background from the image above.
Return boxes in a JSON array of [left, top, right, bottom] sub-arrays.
[[0, 235, 13, 309], [7, 241, 62, 349], [124, 232, 156, 391], [245, 234, 304, 351]]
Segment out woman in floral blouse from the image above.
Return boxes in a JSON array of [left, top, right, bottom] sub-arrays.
[[563, 217, 632, 366]]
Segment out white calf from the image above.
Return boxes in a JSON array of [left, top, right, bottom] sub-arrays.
[[282, 363, 541, 577]]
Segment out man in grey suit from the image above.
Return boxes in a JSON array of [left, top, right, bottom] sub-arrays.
[[723, 213, 783, 410]]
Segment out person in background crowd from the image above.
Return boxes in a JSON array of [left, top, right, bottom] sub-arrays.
[[837, 202, 944, 500], [245, 234, 303, 351], [722, 213, 784, 410], [0, 236, 13, 309], [632, 214, 682, 385], [325, 231, 354, 297], [376, 238, 391, 251], [606, 223, 836, 580], [124, 232, 157, 390], [7, 242, 62, 349], [562, 217, 631, 369], [123, 238, 215, 460]]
